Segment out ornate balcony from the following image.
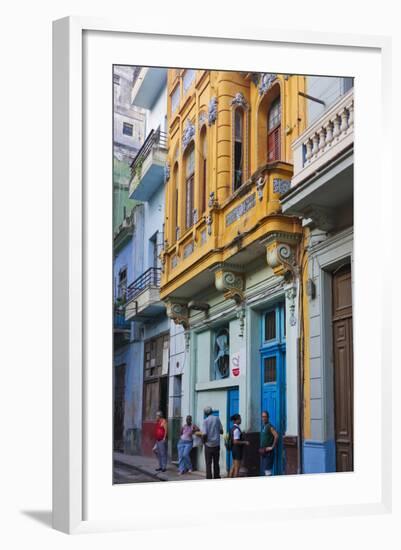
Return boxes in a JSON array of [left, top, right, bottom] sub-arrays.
[[130, 67, 167, 109], [129, 128, 168, 202], [281, 89, 354, 231], [113, 211, 134, 255], [125, 267, 165, 322], [160, 161, 302, 301]]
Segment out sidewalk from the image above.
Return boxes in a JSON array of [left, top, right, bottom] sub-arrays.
[[113, 451, 206, 482]]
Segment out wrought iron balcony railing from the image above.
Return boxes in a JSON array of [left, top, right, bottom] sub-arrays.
[[126, 267, 161, 302], [130, 127, 167, 181]]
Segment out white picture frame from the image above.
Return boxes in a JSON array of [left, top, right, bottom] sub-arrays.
[[52, 16, 392, 534]]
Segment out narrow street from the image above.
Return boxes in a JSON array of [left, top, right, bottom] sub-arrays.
[[113, 461, 159, 484]]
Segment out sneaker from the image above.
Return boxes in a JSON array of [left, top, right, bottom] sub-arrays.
[[188, 470, 193, 473], [178, 471, 184, 475], [155, 468, 162, 472], [161, 468, 166, 472]]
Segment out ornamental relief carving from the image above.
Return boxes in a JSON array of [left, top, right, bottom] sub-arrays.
[[215, 270, 245, 305], [231, 92, 249, 110], [258, 73, 278, 96], [182, 119, 195, 150], [208, 96, 218, 126]]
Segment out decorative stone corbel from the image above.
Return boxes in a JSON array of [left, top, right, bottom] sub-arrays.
[[166, 301, 189, 331], [214, 270, 245, 305], [262, 232, 301, 281]]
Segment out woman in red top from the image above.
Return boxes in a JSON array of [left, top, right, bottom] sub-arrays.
[[154, 411, 168, 472]]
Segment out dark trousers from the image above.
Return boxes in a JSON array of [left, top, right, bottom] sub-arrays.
[[205, 445, 220, 479]]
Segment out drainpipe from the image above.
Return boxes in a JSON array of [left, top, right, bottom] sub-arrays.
[[297, 335, 304, 475], [297, 268, 305, 475]]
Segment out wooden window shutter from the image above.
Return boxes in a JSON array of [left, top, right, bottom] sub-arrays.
[[268, 125, 281, 161]]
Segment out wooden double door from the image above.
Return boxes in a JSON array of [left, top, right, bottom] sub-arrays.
[[332, 264, 354, 472]]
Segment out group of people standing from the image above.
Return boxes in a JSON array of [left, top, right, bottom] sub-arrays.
[[153, 407, 278, 478]]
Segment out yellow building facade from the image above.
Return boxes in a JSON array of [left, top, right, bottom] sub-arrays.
[[161, 70, 307, 298], [157, 69, 313, 476]]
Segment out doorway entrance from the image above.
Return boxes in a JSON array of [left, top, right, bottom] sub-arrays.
[[260, 303, 286, 474], [142, 333, 170, 455], [113, 364, 126, 452], [226, 388, 239, 472], [332, 264, 353, 471]]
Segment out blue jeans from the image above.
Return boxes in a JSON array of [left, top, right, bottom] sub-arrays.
[[156, 440, 168, 470], [260, 451, 274, 476], [177, 439, 193, 473]]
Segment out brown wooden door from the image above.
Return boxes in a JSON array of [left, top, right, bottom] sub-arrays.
[[113, 364, 126, 452], [332, 264, 353, 472]]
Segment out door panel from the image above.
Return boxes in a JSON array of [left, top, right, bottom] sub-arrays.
[[260, 302, 286, 475], [332, 265, 353, 472], [113, 364, 126, 451], [226, 388, 239, 471]]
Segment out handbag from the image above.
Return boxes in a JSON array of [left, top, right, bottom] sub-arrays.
[[192, 434, 202, 448]]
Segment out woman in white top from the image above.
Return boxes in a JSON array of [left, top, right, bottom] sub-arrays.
[[228, 414, 249, 478], [177, 415, 199, 475]]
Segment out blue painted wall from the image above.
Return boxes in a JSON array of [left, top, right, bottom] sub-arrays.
[[303, 439, 336, 474], [113, 239, 133, 298]]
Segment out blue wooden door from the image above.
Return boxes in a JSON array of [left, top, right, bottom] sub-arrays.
[[260, 304, 286, 474], [226, 388, 239, 471]]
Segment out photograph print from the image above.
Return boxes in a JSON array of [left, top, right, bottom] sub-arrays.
[[113, 67, 354, 483]]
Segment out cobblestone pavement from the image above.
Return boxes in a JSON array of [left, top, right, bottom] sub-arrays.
[[113, 461, 159, 484]]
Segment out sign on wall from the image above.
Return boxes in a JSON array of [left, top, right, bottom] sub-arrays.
[[231, 351, 240, 377]]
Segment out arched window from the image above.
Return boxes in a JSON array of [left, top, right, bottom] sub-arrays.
[[199, 127, 207, 215], [267, 97, 281, 161], [172, 163, 179, 242], [234, 108, 244, 191], [185, 144, 195, 229]]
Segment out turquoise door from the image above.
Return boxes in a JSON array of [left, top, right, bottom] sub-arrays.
[[260, 304, 286, 474], [226, 388, 239, 471]]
